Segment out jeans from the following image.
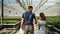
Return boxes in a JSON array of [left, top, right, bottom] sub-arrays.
[[38, 30, 46, 34], [24, 25, 34, 34]]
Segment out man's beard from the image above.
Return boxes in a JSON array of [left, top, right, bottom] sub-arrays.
[[30, 10, 32, 12]]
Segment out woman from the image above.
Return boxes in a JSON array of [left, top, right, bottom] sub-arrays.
[[37, 13, 47, 34]]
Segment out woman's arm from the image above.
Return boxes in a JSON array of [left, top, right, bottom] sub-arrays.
[[37, 20, 40, 30]]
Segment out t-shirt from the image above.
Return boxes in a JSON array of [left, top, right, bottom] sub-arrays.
[[37, 20, 47, 30], [22, 12, 35, 26]]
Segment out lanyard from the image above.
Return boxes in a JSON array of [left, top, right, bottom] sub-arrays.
[[24, 13, 32, 21]]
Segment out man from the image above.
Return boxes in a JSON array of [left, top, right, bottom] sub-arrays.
[[20, 6, 36, 34]]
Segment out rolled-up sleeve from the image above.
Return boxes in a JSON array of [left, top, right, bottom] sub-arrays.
[[22, 13, 24, 18], [33, 13, 35, 19]]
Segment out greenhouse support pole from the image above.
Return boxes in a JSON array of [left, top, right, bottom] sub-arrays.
[[1, 0, 3, 26]]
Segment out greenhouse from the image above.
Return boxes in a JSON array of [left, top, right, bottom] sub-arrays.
[[0, 0, 60, 34]]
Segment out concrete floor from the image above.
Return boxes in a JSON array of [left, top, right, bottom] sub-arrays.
[[15, 24, 58, 34], [15, 24, 38, 34]]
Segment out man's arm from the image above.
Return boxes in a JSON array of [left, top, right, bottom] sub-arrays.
[[20, 18, 24, 27], [33, 18, 36, 24], [33, 13, 36, 24], [20, 13, 24, 27]]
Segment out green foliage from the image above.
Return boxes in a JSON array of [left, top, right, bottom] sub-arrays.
[[0, 16, 60, 29], [36, 16, 60, 29]]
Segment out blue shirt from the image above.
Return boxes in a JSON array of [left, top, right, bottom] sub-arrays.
[[22, 12, 35, 26]]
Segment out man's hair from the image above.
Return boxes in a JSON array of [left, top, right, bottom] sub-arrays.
[[28, 6, 33, 9]]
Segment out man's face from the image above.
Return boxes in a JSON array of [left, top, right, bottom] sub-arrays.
[[28, 8, 33, 12]]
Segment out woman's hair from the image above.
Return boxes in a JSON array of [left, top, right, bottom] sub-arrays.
[[39, 13, 46, 20]]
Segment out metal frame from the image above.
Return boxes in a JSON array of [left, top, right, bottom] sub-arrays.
[[34, 0, 48, 12], [16, 0, 27, 11], [1, 0, 3, 26]]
